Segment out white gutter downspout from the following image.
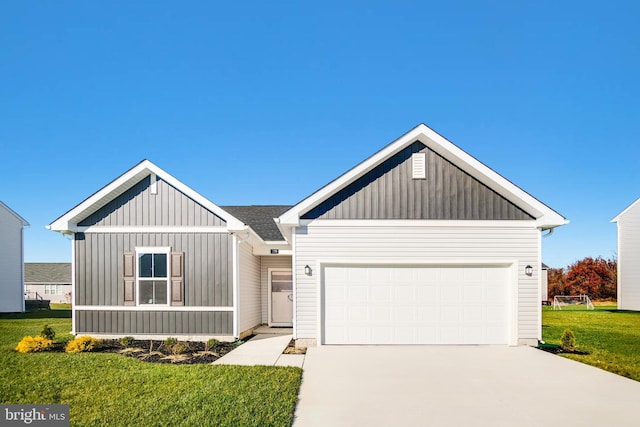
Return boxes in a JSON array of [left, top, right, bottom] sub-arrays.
[[232, 229, 251, 339]]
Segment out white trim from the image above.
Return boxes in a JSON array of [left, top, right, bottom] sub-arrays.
[[279, 124, 567, 230], [301, 219, 540, 228], [20, 227, 25, 313], [74, 305, 234, 312], [78, 226, 230, 234], [617, 221, 622, 308], [536, 229, 542, 340], [72, 333, 235, 341], [292, 229, 298, 339], [267, 268, 294, 327], [48, 160, 246, 233], [612, 196, 640, 223], [316, 259, 519, 346], [135, 247, 171, 306], [232, 234, 239, 338], [71, 237, 76, 334]]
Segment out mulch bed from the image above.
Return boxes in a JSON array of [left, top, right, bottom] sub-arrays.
[[537, 343, 589, 355], [100, 339, 247, 364]]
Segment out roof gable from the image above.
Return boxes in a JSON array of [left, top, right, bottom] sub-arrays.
[[0, 201, 29, 226], [300, 140, 534, 221], [279, 124, 567, 229], [49, 160, 245, 233], [612, 196, 640, 223]]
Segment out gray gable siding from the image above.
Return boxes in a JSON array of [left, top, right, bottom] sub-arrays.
[[79, 176, 227, 227], [302, 142, 534, 221], [74, 232, 233, 307]]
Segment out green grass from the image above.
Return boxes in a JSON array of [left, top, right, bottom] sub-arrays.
[[542, 304, 640, 381], [0, 308, 302, 426]]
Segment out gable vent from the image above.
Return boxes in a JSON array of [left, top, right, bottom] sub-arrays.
[[412, 153, 426, 179]]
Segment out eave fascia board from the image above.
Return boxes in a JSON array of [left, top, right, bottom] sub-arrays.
[[49, 160, 246, 233], [278, 124, 567, 228]]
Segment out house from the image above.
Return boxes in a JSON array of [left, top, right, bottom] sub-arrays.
[[541, 263, 550, 303], [612, 199, 640, 310], [49, 124, 567, 345], [0, 201, 29, 313], [24, 263, 72, 304]]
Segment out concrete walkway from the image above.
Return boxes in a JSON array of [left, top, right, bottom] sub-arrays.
[[213, 334, 304, 367], [294, 345, 640, 427]]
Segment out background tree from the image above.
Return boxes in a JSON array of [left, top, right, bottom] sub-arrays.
[[547, 268, 567, 299], [564, 257, 617, 300]]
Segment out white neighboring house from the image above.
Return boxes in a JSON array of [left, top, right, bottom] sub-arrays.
[[24, 263, 72, 304], [0, 201, 29, 312], [612, 198, 640, 310]]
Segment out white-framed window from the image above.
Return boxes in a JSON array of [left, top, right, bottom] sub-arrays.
[[45, 284, 63, 295], [136, 247, 171, 305], [24, 284, 32, 292]]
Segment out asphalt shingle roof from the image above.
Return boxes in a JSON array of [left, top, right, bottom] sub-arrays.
[[25, 263, 72, 284], [221, 205, 291, 242]]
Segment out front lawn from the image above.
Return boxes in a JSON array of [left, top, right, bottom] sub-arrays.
[[0, 308, 302, 426], [542, 304, 640, 381]]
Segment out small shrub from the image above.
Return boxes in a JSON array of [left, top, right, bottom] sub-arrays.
[[119, 336, 135, 346], [66, 336, 101, 353], [40, 324, 56, 340], [164, 337, 178, 348], [205, 338, 219, 351], [16, 336, 54, 353], [171, 341, 190, 355], [561, 329, 576, 352]]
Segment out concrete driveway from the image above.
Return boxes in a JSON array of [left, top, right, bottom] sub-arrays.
[[294, 345, 640, 427]]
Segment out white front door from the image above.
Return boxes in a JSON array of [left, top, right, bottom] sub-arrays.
[[269, 269, 293, 326]]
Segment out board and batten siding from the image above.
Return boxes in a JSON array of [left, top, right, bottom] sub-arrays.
[[294, 223, 540, 344], [302, 142, 533, 221], [238, 242, 261, 333], [260, 256, 293, 324], [79, 176, 226, 227], [75, 233, 233, 307], [617, 204, 640, 310], [75, 310, 233, 336]]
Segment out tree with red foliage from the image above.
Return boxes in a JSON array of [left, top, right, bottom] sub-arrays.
[[564, 257, 617, 300], [547, 268, 568, 299]]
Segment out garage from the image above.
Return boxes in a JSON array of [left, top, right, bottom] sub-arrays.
[[322, 265, 512, 345]]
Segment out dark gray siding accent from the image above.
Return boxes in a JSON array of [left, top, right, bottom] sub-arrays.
[[75, 310, 233, 335], [301, 141, 534, 220], [74, 233, 233, 307], [79, 176, 227, 227]]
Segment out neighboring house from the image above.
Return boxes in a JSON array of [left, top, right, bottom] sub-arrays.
[[541, 263, 550, 303], [612, 199, 640, 310], [49, 124, 567, 345], [0, 201, 29, 313], [24, 263, 72, 304]]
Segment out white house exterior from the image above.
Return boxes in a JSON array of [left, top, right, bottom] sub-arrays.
[[278, 124, 567, 346], [0, 201, 29, 312], [612, 199, 640, 310]]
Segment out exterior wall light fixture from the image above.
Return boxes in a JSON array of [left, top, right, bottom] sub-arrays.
[[525, 265, 533, 276], [304, 265, 312, 276]]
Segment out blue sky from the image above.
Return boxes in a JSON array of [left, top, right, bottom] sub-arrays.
[[1, 1, 638, 268]]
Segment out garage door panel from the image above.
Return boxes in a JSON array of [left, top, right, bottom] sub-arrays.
[[323, 265, 510, 345]]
